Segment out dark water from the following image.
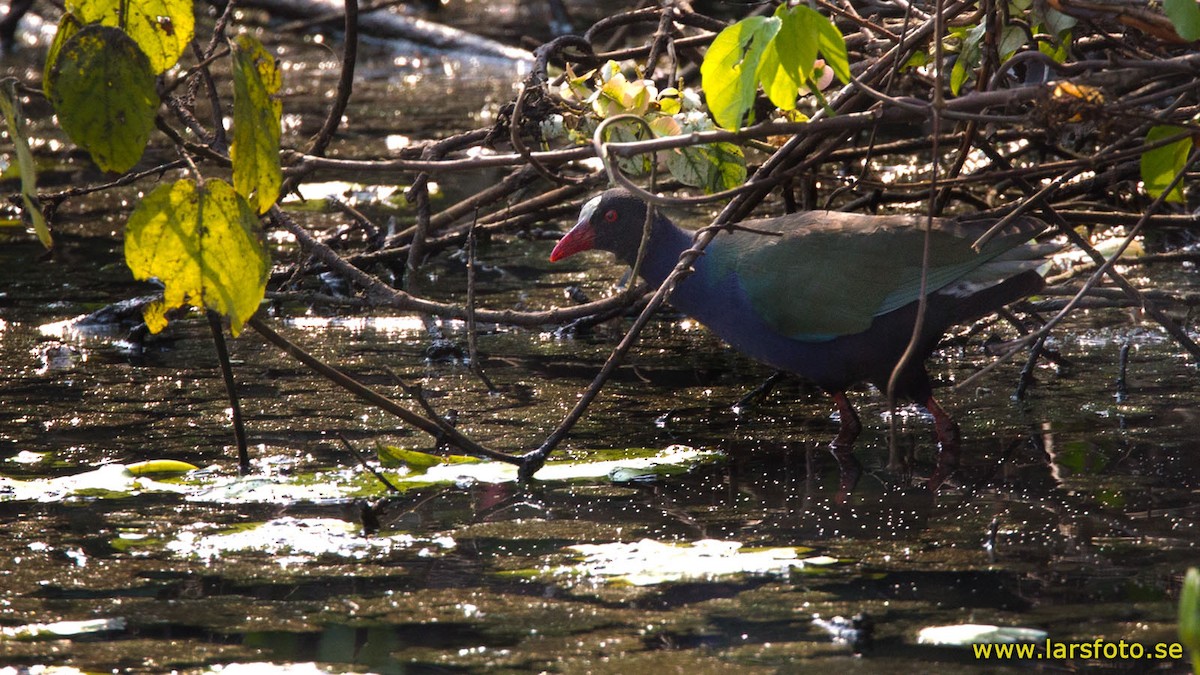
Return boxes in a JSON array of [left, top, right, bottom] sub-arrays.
[[2, 6, 1198, 675]]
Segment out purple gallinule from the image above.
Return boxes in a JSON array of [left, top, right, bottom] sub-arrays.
[[551, 188, 1054, 487]]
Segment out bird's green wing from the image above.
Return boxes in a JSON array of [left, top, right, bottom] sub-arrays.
[[711, 212, 1031, 340]]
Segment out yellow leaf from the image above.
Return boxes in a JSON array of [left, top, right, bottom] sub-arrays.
[[125, 179, 270, 335]]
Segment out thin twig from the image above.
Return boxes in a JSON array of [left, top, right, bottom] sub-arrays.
[[248, 314, 520, 464], [466, 211, 497, 392], [337, 433, 402, 494]]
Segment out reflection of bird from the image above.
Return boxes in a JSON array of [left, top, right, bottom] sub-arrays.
[[551, 188, 1054, 490]]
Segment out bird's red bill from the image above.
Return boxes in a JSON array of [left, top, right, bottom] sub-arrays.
[[549, 223, 595, 262]]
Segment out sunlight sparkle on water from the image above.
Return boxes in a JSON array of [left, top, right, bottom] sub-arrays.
[[286, 315, 431, 335]]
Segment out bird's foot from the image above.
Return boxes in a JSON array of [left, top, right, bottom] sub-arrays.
[[923, 395, 962, 492], [828, 442, 862, 504]]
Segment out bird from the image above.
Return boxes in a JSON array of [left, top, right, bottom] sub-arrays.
[[550, 188, 1055, 491]]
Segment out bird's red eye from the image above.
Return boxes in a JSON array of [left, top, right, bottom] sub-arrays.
[[603, 209, 618, 223]]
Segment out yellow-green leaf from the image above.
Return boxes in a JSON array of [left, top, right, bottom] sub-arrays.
[[126, 459, 199, 476], [377, 445, 481, 472], [124, 179, 270, 335], [45, 25, 159, 174], [701, 15, 780, 130], [66, 0, 194, 73], [756, 6, 814, 111], [231, 34, 282, 215], [809, 7, 850, 83], [0, 81, 51, 248], [43, 12, 82, 100]]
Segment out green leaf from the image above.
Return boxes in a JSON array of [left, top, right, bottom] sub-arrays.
[[701, 15, 780, 130], [1037, 32, 1070, 62], [1040, 6, 1077, 36], [1141, 125, 1192, 203], [377, 445, 481, 472], [951, 22, 987, 95], [0, 81, 52, 248], [756, 6, 815, 111], [231, 34, 283, 215], [667, 142, 746, 194], [998, 25, 1027, 60], [902, 50, 929, 71], [1166, 0, 1200, 41], [43, 12, 82, 100], [950, 58, 969, 97], [807, 6, 850, 83], [66, 0, 194, 73], [124, 179, 270, 335], [601, 118, 653, 176], [126, 459, 199, 476], [1181, 568, 1200, 673], [45, 25, 159, 173]]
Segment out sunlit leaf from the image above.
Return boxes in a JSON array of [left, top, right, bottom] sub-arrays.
[[124, 179, 270, 335], [701, 15, 780, 130], [231, 34, 283, 215], [756, 6, 815, 111], [1141, 125, 1192, 203], [126, 459, 199, 476], [0, 81, 51, 248], [45, 25, 159, 173], [66, 0, 194, 73], [808, 6, 850, 83], [557, 66, 595, 102], [596, 72, 655, 117], [648, 115, 681, 137], [377, 445, 481, 472], [657, 87, 681, 115]]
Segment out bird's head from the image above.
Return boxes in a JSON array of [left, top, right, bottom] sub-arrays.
[[549, 188, 651, 264]]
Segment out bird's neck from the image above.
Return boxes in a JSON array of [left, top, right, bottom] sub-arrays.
[[623, 215, 695, 287]]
